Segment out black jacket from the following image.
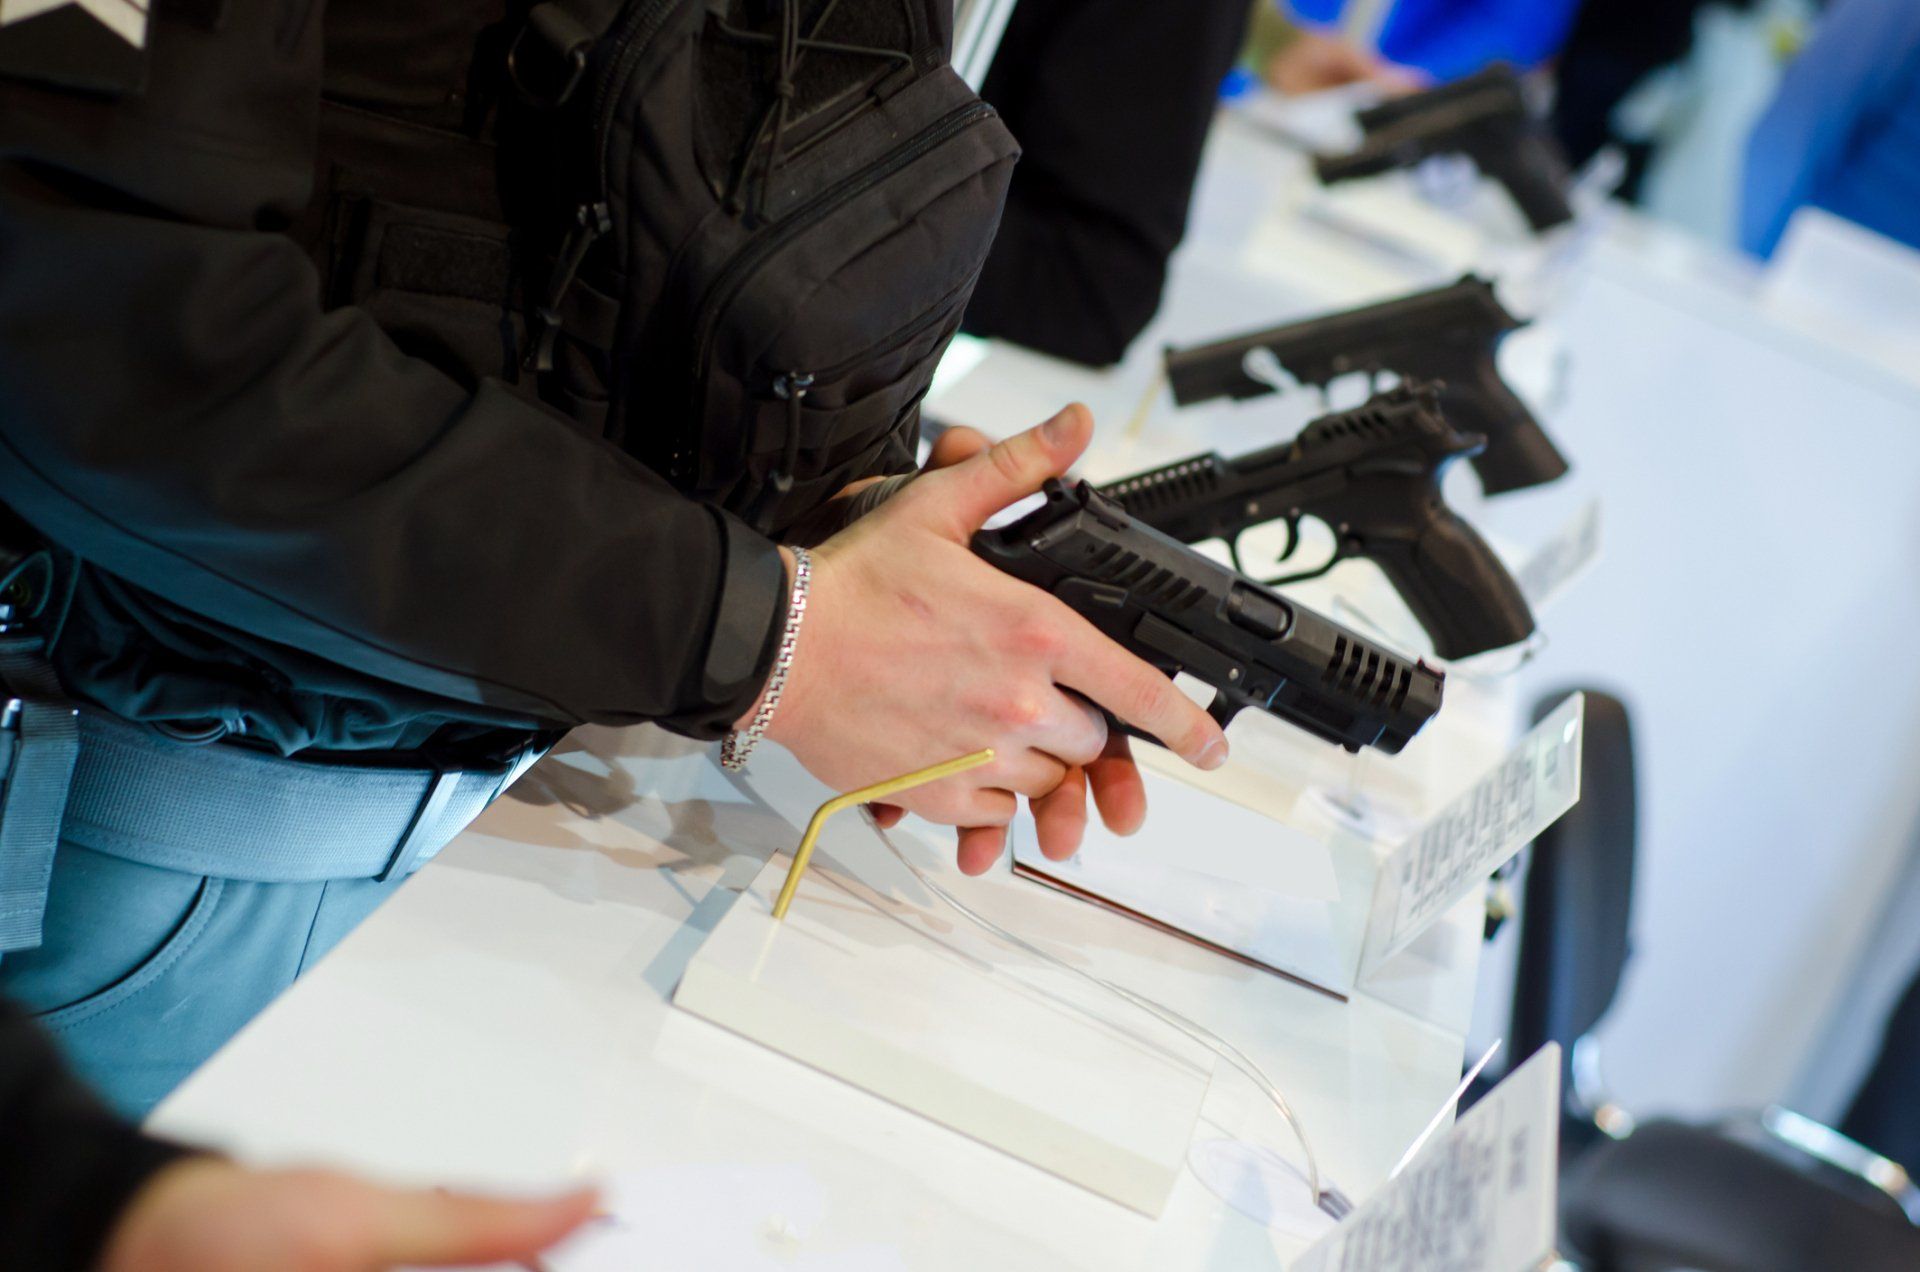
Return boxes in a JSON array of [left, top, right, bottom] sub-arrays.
[[0, 0, 786, 757], [0, 994, 188, 1271], [962, 0, 1251, 367]]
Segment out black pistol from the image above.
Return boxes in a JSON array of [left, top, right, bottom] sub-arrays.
[[971, 479, 1444, 755], [1099, 385, 1535, 661], [1162, 275, 1569, 495], [1313, 64, 1575, 232]]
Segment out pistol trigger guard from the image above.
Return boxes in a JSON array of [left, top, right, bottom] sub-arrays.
[[1265, 554, 1341, 589], [1249, 514, 1306, 584], [1267, 526, 1360, 588]]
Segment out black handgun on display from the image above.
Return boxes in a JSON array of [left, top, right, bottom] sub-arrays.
[[1099, 386, 1535, 661], [1163, 275, 1569, 495], [971, 479, 1444, 755], [1313, 65, 1576, 232]]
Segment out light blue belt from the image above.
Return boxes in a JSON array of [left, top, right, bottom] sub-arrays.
[[62, 711, 541, 882], [0, 707, 542, 952]]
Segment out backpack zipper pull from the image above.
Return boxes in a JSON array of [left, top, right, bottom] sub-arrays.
[[772, 370, 812, 496], [524, 200, 614, 375], [746, 370, 812, 528]]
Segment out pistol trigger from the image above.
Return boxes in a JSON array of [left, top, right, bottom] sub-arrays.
[[1280, 513, 1303, 562], [1264, 522, 1342, 587], [1205, 691, 1240, 730]]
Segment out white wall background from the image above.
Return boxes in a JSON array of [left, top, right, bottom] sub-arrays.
[[1485, 230, 1920, 1120], [935, 105, 1920, 1127]]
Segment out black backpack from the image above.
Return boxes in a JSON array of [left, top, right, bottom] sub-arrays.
[[471, 0, 1019, 535]]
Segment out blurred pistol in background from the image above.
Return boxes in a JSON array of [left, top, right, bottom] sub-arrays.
[[1099, 385, 1535, 661], [972, 478, 1445, 755], [1312, 64, 1576, 232], [1162, 274, 1570, 495]]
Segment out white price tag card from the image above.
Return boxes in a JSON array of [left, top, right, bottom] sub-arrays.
[[1359, 694, 1583, 978], [1293, 1043, 1563, 1272]]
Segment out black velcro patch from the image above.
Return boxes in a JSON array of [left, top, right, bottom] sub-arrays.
[[378, 222, 517, 306]]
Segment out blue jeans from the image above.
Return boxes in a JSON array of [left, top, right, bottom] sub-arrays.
[[0, 839, 408, 1118]]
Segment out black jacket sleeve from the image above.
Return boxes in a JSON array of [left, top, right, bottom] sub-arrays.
[[0, 2, 783, 741], [0, 995, 191, 1272], [961, 0, 1251, 367]]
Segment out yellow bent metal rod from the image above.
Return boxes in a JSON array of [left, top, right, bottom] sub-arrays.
[[770, 748, 996, 921]]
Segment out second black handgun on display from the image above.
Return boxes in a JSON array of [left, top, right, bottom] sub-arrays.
[[1312, 64, 1576, 232], [1163, 274, 1569, 496], [1098, 385, 1535, 662], [971, 479, 1444, 756]]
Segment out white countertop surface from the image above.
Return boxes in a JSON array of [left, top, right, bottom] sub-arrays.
[[146, 98, 1552, 1270]]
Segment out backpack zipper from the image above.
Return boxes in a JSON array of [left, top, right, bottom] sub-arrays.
[[798, 264, 982, 388], [688, 100, 996, 389], [524, 199, 615, 374], [738, 270, 977, 527], [518, 0, 683, 375], [594, 0, 687, 198]]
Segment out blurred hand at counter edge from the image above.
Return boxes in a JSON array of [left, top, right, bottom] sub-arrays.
[[99, 1157, 598, 1272]]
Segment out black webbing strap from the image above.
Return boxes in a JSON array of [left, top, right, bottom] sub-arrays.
[[0, 552, 78, 954]]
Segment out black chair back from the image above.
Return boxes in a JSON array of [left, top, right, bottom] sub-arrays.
[[1511, 688, 1637, 1143], [1562, 1119, 1920, 1271]]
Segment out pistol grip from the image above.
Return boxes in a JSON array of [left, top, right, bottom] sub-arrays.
[[1369, 511, 1536, 661], [1494, 136, 1576, 232], [1447, 359, 1570, 495]]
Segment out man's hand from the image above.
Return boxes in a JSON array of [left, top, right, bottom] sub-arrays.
[[766, 405, 1228, 874], [1266, 30, 1421, 97], [100, 1157, 597, 1271]]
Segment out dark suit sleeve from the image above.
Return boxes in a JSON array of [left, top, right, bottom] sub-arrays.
[[962, 0, 1251, 367], [0, 995, 191, 1272], [0, 2, 782, 740]]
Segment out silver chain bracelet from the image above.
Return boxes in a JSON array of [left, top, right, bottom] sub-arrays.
[[720, 547, 811, 771]]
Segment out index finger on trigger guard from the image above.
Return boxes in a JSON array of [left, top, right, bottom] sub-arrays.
[[1055, 622, 1225, 768]]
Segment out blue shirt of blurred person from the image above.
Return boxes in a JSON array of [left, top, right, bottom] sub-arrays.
[[1741, 0, 1920, 259], [1284, 0, 1582, 83]]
